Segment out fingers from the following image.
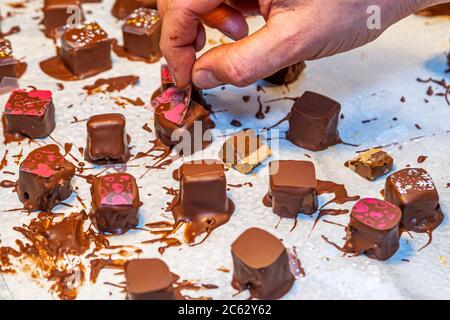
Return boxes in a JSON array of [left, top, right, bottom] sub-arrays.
[[192, 17, 303, 88], [226, 0, 261, 16], [158, 0, 223, 87], [201, 3, 249, 40]]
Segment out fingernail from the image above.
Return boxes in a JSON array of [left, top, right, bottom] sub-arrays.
[[193, 69, 222, 89]]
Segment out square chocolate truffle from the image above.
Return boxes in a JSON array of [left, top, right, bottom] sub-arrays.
[[287, 91, 341, 151], [122, 8, 161, 60], [343, 198, 402, 261], [0, 38, 18, 83], [264, 62, 306, 85], [171, 161, 235, 243], [112, 0, 157, 20], [43, 0, 84, 38], [263, 160, 318, 218], [85, 113, 131, 164], [219, 129, 272, 174], [17, 144, 75, 212], [60, 22, 112, 79], [345, 148, 394, 181], [384, 168, 443, 233], [231, 228, 296, 299], [125, 259, 180, 300], [152, 86, 215, 155], [90, 173, 140, 234], [3, 88, 56, 138]]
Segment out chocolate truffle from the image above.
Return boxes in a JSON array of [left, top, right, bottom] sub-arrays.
[[112, 0, 157, 20], [345, 148, 393, 181], [264, 62, 306, 85], [152, 86, 215, 155], [342, 198, 402, 261], [287, 91, 341, 151], [90, 173, 140, 234], [219, 129, 272, 174], [125, 259, 180, 300], [60, 22, 112, 79], [85, 113, 131, 164], [43, 0, 84, 38], [384, 168, 443, 233], [231, 228, 296, 299], [171, 161, 235, 244], [122, 8, 161, 60], [0, 38, 18, 83], [3, 88, 56, 139], [263, 160, 318, 218], [17, 144, 75, 212]]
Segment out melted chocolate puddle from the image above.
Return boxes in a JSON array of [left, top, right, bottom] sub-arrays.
[[112, 39, 161, 64], [316, 180, 360, 206], [0, 150, 8, 170], [83, 75, 139, 95], [39, 55, 79, 81]]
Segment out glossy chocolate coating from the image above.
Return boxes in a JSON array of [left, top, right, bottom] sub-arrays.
[[384, 168, 443, 233], [3, 88, 56, 138], [122, 8, 161, 60], [17, 145, 75, 212], [112, 0, 157, 19], [43, 0, 84, 38], [90, 173, 140, 234], [125, 259, 180, 300], [60, 22, 112, 79], [343, 198, 401, 261], [153, 94, 215, 155], [85, 113, 131, 164], [346, 148, 393, 181], [231, 228, 295, 299], [263, 160, 318, 218], [219, 129, 272, 174], [0, 38, 18, 83], [264, 62, 306, 85], [171, 161, 235, 244], [287, 91, 341, 151]]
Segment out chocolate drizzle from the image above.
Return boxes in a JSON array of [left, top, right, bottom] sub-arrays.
[[83, 75, 139, 95]]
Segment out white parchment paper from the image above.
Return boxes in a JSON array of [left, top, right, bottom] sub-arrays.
[[0, 0, 449, 300]]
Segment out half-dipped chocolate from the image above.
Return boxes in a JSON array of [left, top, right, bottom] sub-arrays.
[[90, 172, 140, 234], [17, 144, 75, 212], [264, 62, 306, 85], [3, 88, 56, 138], [231, 228, 296, 299], [263, 160, 318, 218], [85, 113, 131, 164], [287, 91, 341, 151]]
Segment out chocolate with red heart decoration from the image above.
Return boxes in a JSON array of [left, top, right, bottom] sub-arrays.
[[342, 198, 402, 261], [3, 88, 56, 139], [17, 144, 75, 212], [90, 173, 141, 235]]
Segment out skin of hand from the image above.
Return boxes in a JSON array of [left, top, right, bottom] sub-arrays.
[[157, 0, 448, 89]]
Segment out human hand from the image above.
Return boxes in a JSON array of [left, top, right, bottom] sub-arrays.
[[157, 0, 446, 89]]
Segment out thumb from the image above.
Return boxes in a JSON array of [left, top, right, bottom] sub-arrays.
[[192, 18, 303, 89]]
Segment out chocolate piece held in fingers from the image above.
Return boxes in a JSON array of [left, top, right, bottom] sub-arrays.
[[17, 145, 75, 212], [264, 62, 306, 85]]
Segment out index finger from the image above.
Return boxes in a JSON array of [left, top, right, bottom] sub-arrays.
[[159, 0, 223, 87]]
